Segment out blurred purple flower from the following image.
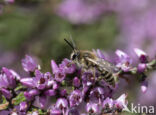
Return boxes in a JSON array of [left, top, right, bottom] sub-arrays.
[[0, 67, 19, 89], [115, 50, 132, 72], [69, 90, 82, 107], [67, 107, 80, 115], [55, 98, 68, 114], [102, 97, 114, 109], [89, 87, 104, 104], [134, 48, 148, 63], [22, 55, 39, 72], [19, 102, 28, 112], [86, 102, 100, 114], [0, 88, 12, 99], [141, 80, 148, 93], [5, 0, 14, 3], [60, 89, 67, 97], [137, 63, 146, 73], [49, 106, 62, 115], [73, 77, 80, 87], [56, 0, 110, 24], [82, 72, 95, 86], [114, 93, 129, 112]]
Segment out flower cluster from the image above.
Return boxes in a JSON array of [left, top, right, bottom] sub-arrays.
[[0, 48, 156, 114]]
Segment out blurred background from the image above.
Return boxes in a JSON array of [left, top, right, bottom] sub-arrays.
[[0, 0, 156, 110]]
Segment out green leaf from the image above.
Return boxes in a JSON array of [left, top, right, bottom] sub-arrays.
[[13, 92, 26, 105]]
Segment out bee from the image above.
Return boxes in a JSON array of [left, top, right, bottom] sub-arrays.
[[64, 38, 118, 88]]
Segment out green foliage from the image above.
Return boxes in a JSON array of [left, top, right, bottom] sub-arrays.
[[13, 92, 26, 105]]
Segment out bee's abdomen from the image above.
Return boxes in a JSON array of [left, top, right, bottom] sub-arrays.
[[100, 70, 115, 87]]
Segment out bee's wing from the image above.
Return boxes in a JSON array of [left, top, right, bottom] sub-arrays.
[[86, 57, 117, 73]]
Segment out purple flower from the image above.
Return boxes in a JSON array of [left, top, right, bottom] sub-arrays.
[[24, 89, 40, 101], [56, 0, 109, 24], [0, 88, 12, 99], [20, 78, 35, 88], [19, 102, 28, 112], [33, 70, 48, 90], [51, 60, 66, 82], [69, 90, 82, 107], [73, 77, 80, 87], [67, 107, 80, 115], [55, 98, 68, 113], [102, 97, 114, 109], [114, 94, 129, 112], [134, 48, 148, 63], [5, 0, 14, 3], [86, 102, 100, 114], [33, 95, 49, 109], [59, 58, 76, 74], [0, 67, 18, 89], [115, 50, 132, 71], [89, 87, 104, 104], [82, 72, 95, 86], [38, 95, 47, 109], [137, 63, 146, 73], [141, 80, 148, 93], [22, 55, 39, 72], [49, 106, 62, 115], [21, 70, 51, 90], [44, 89, 56, 96], [60, 89, 67, 97]]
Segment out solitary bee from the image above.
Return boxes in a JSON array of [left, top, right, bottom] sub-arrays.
[[64, 39, 118, 88]]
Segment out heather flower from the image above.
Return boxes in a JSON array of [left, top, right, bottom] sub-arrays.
[[141, 80, 148, 93], [0, 88, 12, 99], [59, 58, 76, 74], [38, 95, 47, 109], [51, 60, 66, 82], [86, 102, 100, 114], [69, 90, 82, 107], [82, 72, 95, 86], [49, 107, 62, 115], [44, 89, 56, 96], [55, 98, 68, 113], [60, 89, 67, 97], [19, 102, 28, 112], [22, 55, 39, 72], [89, 87, 104, 104], [21, 70, 52, 90], [73, 77, 80, 87], [67, 107, 80, 115], [102, 97, 114, 109], [33, 70, 48, 90], [137, 63, 146, 73], [114, 94, 129, 112], [5, 0, 14, 3], [134, 48, 148, 63], [0, 67, 18, 89], [115, 50, 132, 71], [56, 0, 108, 24]]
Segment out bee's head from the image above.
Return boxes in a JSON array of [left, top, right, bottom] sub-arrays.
[[64, 38, 79, 61], [70, 50, 80, 61]]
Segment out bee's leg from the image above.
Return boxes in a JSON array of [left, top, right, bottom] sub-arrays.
[[92, 68, 97, 78]]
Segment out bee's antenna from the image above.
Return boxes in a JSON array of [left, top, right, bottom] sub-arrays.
[[69, 34, 77, 49], [64, 38, 75, 50]]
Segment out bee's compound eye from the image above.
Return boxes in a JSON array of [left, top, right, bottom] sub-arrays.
[[72, 54, 77, 60]]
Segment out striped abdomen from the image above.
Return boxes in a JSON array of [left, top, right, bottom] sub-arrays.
[[98, 67, 115, 87]]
